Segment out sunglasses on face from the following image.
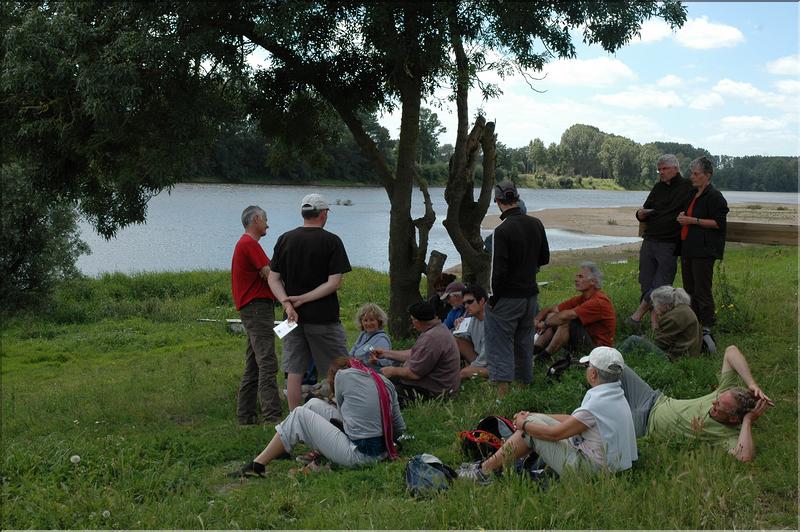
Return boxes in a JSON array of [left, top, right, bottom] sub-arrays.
[[463, 299, 476, 305]]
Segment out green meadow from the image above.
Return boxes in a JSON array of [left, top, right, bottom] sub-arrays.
[[1, 245, 797, 529]]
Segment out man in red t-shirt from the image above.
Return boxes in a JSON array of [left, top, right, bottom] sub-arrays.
[[231, 205, 282, 425], [533, 262, 616, 363]]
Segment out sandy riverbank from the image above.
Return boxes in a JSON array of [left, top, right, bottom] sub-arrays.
[[444, 202, 797, 273], [482, 202, 798, 237]]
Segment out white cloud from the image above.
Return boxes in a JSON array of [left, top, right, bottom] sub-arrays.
[[592, 87, 684, 109], [720, 115, 784, 131], [539, 57, 636, 88], [776, 80, 800, 95], [713, 79, 762, 98], [706, 116, 796, 155], [712, 79, 786, 108], [675, 16, 745, 49], [656, 75, 683, 88], [635, 19, 674, 43], [766, 54, 800, 76], [689, 92, 724, 110]]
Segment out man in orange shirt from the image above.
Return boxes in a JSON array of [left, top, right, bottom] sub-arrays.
[[533, 262, 616, 363]]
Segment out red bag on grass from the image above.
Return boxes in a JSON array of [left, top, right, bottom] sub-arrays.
[[458, 415, 515, 459]]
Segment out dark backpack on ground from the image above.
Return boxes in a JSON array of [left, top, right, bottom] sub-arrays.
[[404, 454, 457, 497], [458, 415, 515, 460], [515, 452, 559, 490]]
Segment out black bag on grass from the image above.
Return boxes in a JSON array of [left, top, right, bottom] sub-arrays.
[[404, 454, 457, 497]]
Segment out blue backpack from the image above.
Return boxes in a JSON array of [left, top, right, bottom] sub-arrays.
[[404, 454, 457, 497]]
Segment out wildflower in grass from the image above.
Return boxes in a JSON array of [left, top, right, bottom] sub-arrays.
[[70, 455, 80, 464], [102, 510, 111, 519]]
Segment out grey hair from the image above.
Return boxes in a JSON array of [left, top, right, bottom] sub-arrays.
[[593, 365, 622, 383], [650, 285, 691, 311], [690, 156, 714, 176], [241, 205, 265, 228], [355, 302, 388, 330], [579, 261, 603, 289], [657, 154, 679, 168]]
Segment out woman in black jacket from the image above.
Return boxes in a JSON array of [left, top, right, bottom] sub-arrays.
[[676, 156, 729, 353]]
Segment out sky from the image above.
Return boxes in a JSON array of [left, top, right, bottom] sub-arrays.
[[377, 2, 799, 157]]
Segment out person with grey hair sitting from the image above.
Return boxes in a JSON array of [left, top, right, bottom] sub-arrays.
[[627, 154, 694, 331], [458, 347, 637, 484], [533, 262, 617, 365], [618, 286, 700, 361]]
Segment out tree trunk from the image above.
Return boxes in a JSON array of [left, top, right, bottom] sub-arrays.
[[425, 250, 447, 298], [386, 85, 435, 338], [442, 14, 494, 289]]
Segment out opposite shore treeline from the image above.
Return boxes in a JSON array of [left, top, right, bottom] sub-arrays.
[[189, 119, 798, 193]]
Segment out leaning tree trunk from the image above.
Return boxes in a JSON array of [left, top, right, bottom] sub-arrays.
[[442, 117, 495, 288], [441, 14, 495, 289]]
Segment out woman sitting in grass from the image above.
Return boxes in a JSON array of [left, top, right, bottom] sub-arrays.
[[349, 303, 398, 370], [618, 286, 700, 361], [229, 357, 405, 478]]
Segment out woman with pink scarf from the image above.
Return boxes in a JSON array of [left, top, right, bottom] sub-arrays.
[[229, 357, 405, 478]]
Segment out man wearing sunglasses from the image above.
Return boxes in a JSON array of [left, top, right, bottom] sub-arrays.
[[454, 286, 489, 380], [620, 344, 772, 461]]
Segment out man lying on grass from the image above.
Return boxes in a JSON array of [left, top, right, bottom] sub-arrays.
[[228, 357, 405, 478], [620, 345, 772, 462], [458, 347, 637, 484]]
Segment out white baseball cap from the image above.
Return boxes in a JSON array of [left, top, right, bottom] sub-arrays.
[[579, 346, 625, 373], [300, 193, 330, 212]]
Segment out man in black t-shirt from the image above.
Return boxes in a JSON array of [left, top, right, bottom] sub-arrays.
[[268, 193, 352, 411]]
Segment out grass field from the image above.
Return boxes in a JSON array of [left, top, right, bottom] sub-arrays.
[[1, 245, 797, 529]]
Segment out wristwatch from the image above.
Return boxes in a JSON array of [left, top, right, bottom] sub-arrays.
[[521, 420, 530, 434], [696, 217, 700, 224]]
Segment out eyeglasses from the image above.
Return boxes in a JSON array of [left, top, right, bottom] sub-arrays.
[[463, 299, 476, 305]]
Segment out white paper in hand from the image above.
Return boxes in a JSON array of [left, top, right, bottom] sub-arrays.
[[273, 319, 298, 339], [453, 316, 472, 335]]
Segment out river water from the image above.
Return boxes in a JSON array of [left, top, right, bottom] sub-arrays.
[[76, 184, 797, 276]]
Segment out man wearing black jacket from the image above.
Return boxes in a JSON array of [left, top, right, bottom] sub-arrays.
[[627, 154, 694, 330], [485, 181, 549, 398]]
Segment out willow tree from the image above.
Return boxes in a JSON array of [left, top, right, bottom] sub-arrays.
[[4, 1, 685, 336]]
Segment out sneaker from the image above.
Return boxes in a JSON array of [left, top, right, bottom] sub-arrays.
[[702, 330, 717, 353], [227, 461, 265, 479], [546, 355, 572, 382], [624, 316, 642, 332], [457, 462, 493, 485], [237, 416, 259, 426], [296, 450, 322, 466]]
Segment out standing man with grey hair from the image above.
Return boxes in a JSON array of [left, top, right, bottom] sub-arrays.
[[627, 154, 694, 330], [231, 205, 282, 425], [533, 262, 616, 363], [268, 194, 352, 411], [485, 180, 549, 398]]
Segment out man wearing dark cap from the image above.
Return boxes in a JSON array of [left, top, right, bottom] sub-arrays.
[[485, 180, 549, 398], [268, 193, 352, 411], [440, 281, 467, 330], [371, 301, 461, 407]]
